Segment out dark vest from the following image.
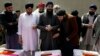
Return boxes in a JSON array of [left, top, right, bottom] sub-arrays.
[[82, 14, 98, 37]]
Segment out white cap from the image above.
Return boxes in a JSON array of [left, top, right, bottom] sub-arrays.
[[53, 5, 60, 9]]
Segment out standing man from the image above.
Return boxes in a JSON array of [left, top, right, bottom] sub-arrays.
[[34, 2, 45, 22], [38, 1, 59, 51], [81, 4, 98, 50], [1, 2, 21, 49], [93, 15, 100, 53], [33, 2, 45, 50], [18, 3, 38, 56]]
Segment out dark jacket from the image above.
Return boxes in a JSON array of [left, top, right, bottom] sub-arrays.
[[1, 11, 18, 35], [60, 14, 79, 46], [38, 13, 59, 40]]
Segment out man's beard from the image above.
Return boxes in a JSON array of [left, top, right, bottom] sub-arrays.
[[5, 11, 13, 15], [46, 9, 53, 16], [89, 11, 95, 16], [39, 10, 44, 13]]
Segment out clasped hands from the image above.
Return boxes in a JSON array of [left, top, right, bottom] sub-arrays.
[[87, 24, 94, 29], [45, 25, 53, 31]]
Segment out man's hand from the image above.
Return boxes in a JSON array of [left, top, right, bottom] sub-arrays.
[[32, 24, 37, 29], [53, 33, 59, 38], [45, 25, 52, 31], [8, 22, 13, 25], [66, 38, 70, 42], [92, 24, 95, 29], [87, 24, 93, 29], [18, 35, 23, 45], [0, 25, 3, 32]]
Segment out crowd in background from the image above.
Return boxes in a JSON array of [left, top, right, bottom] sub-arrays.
[[0, 1, 100, 56]]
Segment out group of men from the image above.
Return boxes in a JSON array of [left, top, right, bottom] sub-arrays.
[[0, 1, 100, 56]]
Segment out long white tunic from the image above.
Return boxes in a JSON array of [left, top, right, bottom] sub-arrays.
[[84, 15, 94, 45], [33, 9, 45, 49], [83, 16, 94, 46], [18, 12, 38, 51]]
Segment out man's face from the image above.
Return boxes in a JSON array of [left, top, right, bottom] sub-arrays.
[[26, 7, 33, 15], [89, 8, 96, 13], [39, 7, 45, 13], [46, 4, 53, 12], [16, 12, 20, 16], [89, 8, 96, 15], [54, 7, 60, 13], [5, 6, 13, 12]]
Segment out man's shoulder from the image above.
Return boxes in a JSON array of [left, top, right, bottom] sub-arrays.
[[0, 12, 5, 18], [68, 14, 75, 19], [82, 13, 89, 17]]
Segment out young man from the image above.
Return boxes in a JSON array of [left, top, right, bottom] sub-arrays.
[[18, 3, 38, 56], [56, 10, 78, 56], [1, 2, 21, 49], [33, 2, 45, 50]]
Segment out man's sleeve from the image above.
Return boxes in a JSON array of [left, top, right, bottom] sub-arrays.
[[37, 15, 46, 31], [51, 16, 59, 31], [17, 15, 22, 35]]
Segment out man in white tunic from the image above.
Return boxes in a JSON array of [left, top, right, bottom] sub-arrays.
[[33, 2, 45, 50], [18, 3, 38, 56]]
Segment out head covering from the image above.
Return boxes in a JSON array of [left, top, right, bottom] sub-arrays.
[[89, 4, 97, 10], [53, 5, 60, 9], [46, 1, 54, 7], [57, 9, 66, 16], [4, 2, 12, 7], [71, 10, 78, 16], [38, 3, 45, 8], [25, 3, 34, 9]]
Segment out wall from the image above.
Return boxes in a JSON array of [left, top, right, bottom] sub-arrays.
[[0, 0, 100, 16]]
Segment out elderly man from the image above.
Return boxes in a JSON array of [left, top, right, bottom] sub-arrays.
[[53, 4, 60, 15]]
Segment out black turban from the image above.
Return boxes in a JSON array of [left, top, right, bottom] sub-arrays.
[[46, 1, 54, 7], [25, 3, 34, 9], [4, 2, 12, 7]]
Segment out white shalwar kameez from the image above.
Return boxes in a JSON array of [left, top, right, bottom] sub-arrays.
[[18, 12, 38, 51], [33, 9, 45, 50]]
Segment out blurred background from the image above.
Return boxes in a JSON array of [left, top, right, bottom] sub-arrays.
[[0, 0, 100, 16]]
